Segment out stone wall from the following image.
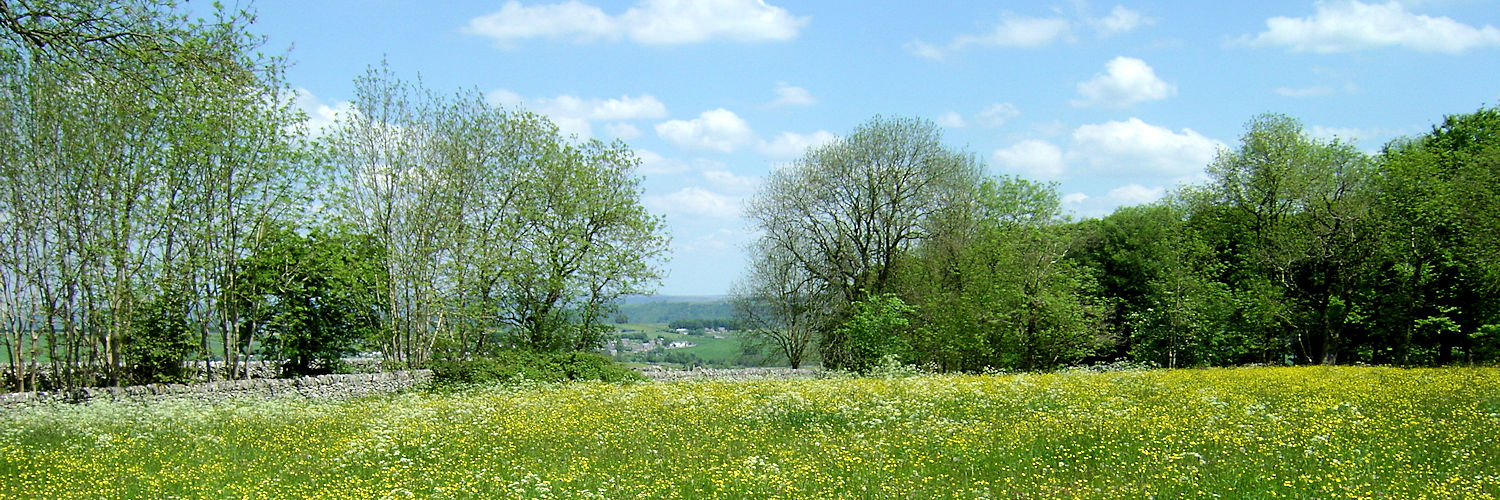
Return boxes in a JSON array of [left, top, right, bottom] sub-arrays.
[[0, 370, 432, 410]]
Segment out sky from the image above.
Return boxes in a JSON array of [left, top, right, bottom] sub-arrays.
[[219, 0, 1500, 296]]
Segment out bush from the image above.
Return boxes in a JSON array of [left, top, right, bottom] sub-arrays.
[[430, 350, 645, 386], [122, 294, 196, 385]]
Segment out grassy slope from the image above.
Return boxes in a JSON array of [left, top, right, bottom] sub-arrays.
[[610, 323, 751, 366], [3, 366, 1498, 499]]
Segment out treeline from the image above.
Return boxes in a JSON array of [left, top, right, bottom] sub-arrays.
[[666, 318, 739, 331], [615, 300, 735, 324], [736, 111, 1500, 372], [0, 2, 666, 391]]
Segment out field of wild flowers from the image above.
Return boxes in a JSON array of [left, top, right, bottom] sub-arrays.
[[1, 366, 1498, 499]]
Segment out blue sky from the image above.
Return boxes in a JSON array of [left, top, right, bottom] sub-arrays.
[[229, 0, 1500, 296]]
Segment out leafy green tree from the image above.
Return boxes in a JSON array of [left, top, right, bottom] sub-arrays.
[[731, 242, 827, 369], [1374, 106, 1500, 364], [0, 1, 306, 388], [744, 116, 982, 370], [121, 290, 195, 385], [231, 227, 385, 376], [829, 293, 915, 373], [900, 176, 1108, 371], [1202, 113, 1375, 364], [325, 66, 666, 362]]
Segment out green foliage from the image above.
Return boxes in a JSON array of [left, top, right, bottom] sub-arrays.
[[826, 293, 914, 373], [121, 293, 195, 385], [901, 176, 1107, 372], [429, 350, 644, 386], [666, 318, 739, 331], [231, 227, 385, 377], [324, 67, 668, 364]]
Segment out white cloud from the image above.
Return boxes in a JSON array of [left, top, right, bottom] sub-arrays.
[[294, 89, 352, 136], [757, 130, 837, 158], [492, 90, 667, 139], [677, 228, 742, 253], [1069, 118, 1223, 177], [1061, 192, 1090, 205], [959, 13, 1074, 48], [645, 186, 741, 219], [634, 149, 725, 175], [655, 108, 758, 153], [464, 0, 808, 47], [907, 12, 1073, 59], [976, 102, 1020, 128], [769, 82, 817, 107], [906, 40, 949, 60], [485, 89, 525, 108], [1106, 184, 1167, 205], [1089, 5, 1153, 37], [605, 122, 642, 140], [1072, 56, 1175, 108], [1247, 1, 1500, 53], [703, 169, 760, 194], [993, 139, 1067, 180], [935, 111, 967, 128]]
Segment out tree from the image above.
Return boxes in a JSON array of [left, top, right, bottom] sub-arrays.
[[899, 176, 1107, 371], [1081, 203, 1236, 368], [495, 137, 668, 352], [0, 1, 305, 388], [1203, 113, 1374, 364], [324, 65, 667, 362], [744, 116, 982, 370], [731, 243, 826, 369], [231, 227, 384, 377], [830, 292, 914, 373], [1373, 106, 1500, 364]]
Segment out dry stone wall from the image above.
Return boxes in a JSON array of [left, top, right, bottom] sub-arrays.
[[0, 370, 432, 410]]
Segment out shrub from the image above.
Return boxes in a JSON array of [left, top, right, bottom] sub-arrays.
[[430, 350, 645, 386]]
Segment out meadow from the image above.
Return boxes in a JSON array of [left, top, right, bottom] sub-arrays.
[[1, 366, 1497, 499]]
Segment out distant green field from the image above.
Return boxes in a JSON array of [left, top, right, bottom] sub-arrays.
[[4, 366, 1497, 498], [607, 323, 765, 367]]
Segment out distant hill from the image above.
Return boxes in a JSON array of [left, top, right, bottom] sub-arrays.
[[617, 295, 727, 305], [615, 297, 733, 324]]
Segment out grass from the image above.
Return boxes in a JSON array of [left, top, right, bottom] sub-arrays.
[[609, 323, 753, 366], [2, 366, 1498, 498]]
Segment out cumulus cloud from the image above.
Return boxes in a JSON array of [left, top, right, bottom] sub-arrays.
[[653, 108, 833, 157], [769, 82, 817, 107], [464, 0, 808, 47], [486, 90, 667, 138], [935, 111, 967, 128], [294, 89, 352, 136], [907, 12, 1073, 59], [604, 122, 642, 140], [1061, 192, 1090, 205], [1089, 5, 1153, 37], [1072, 57, 1175, 108], [1246, 1, 1500, 53], [703, 169, 760, 193], [645, 186, 741, 219], [757, 130, 837, 158], [634, 149, 725, 175], [993, 139, 1067, 180], [975, 103, 1021, 128], [1069, 118, 1223, 177], [655, 108, 758, 153], [1106, 184, 1167, 205]]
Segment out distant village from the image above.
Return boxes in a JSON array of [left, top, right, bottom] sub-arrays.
[[602, 327, 729, 357]]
